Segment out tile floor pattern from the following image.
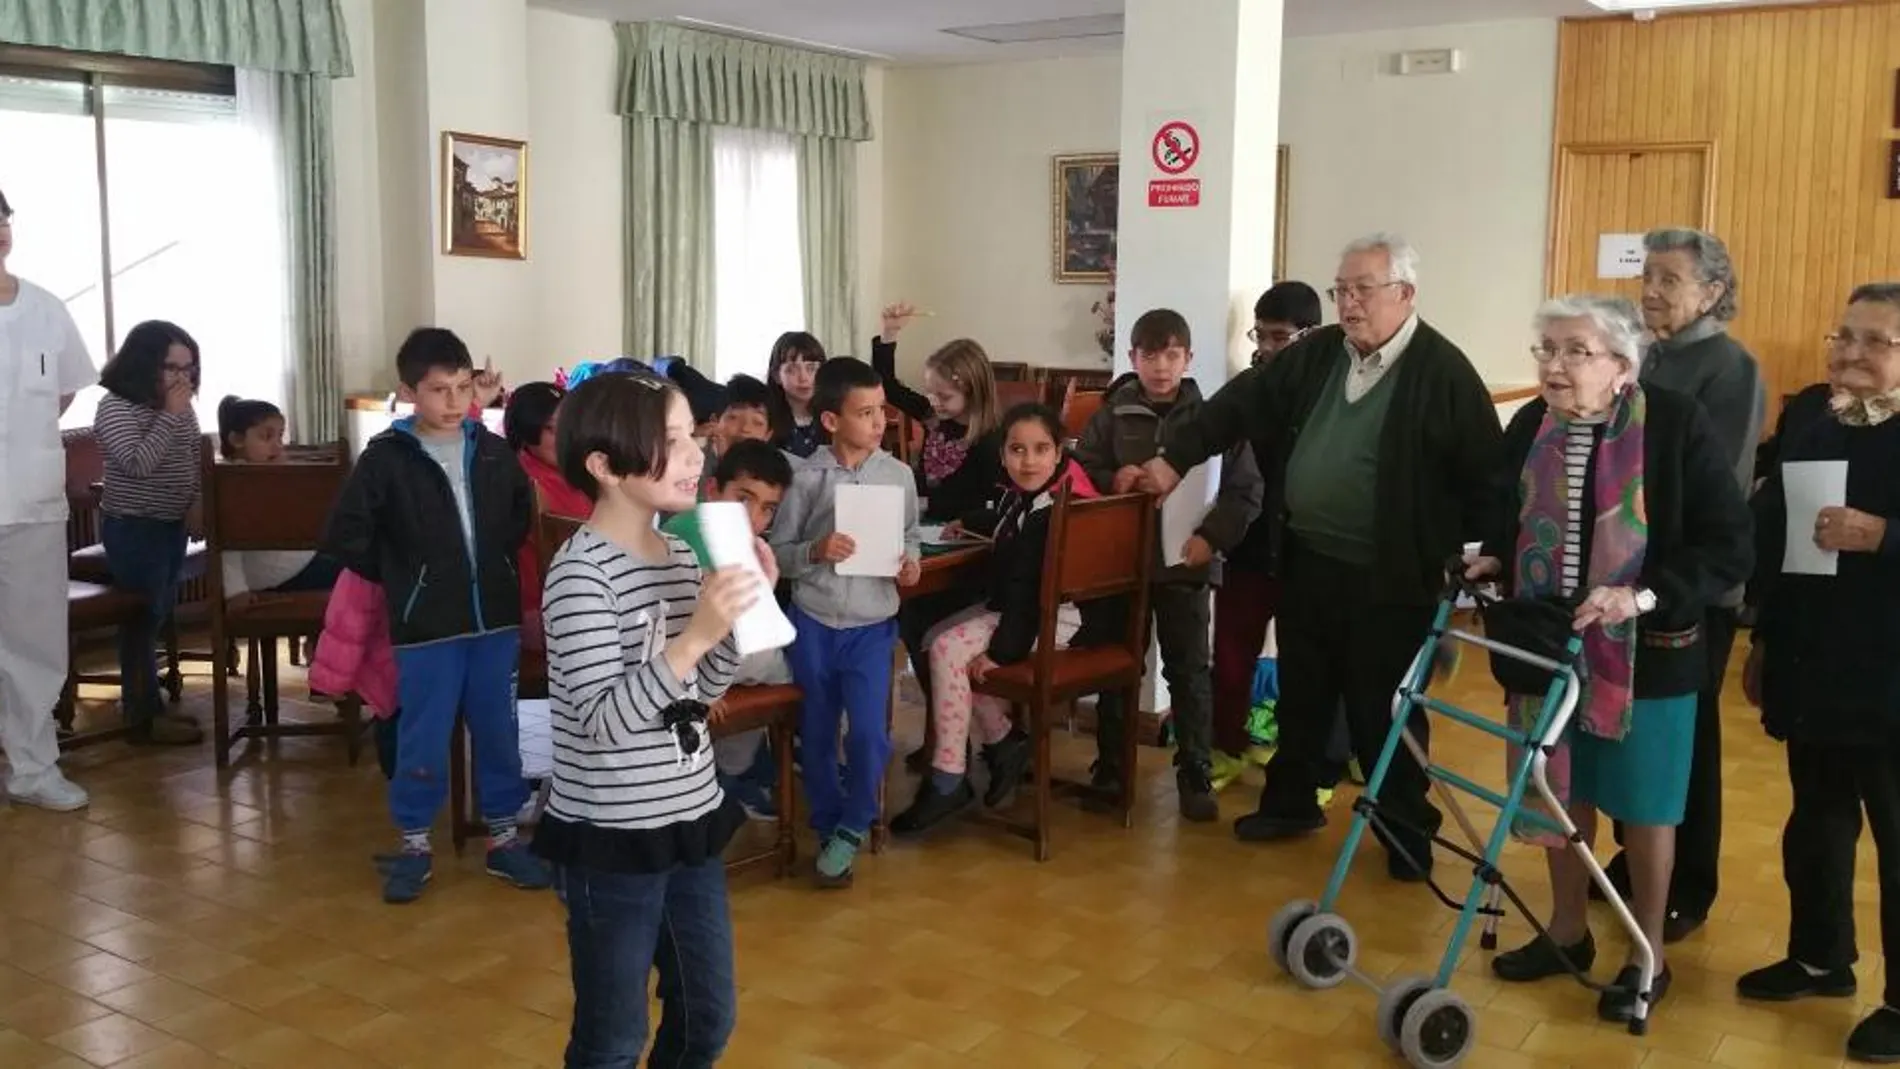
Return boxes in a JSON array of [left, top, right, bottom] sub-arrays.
[[0, 642, 1884, 1068]]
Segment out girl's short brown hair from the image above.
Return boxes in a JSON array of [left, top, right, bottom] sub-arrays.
[[923, 338, 999, 442], [557, 372, 682, 501]]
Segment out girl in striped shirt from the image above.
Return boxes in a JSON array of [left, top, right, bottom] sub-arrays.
[[93, 320, 205, 747], [531, 372, 771, 1067]]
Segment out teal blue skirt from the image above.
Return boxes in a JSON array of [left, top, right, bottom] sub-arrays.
[[1570, 694, 1696, 826]]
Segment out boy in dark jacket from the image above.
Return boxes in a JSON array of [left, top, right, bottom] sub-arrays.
[[1073, 308, 1263, 822], [324, 328, 548, 904]]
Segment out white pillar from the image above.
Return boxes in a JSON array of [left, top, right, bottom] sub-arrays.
[[1112, 0, 1282, 719]]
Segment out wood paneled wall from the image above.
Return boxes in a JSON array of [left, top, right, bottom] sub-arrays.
[[1553, 1, 1900, 408]]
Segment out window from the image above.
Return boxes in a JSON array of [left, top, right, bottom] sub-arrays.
[[711, 126, 804, 383], [0, 48, 288, 430]]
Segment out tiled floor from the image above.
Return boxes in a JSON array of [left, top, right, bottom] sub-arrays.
[[0, 640, 1882, 1067]]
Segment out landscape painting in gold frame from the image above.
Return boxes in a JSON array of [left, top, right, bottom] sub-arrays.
[[1052, 152, 1119, 284], [442, 130, 528, 260]]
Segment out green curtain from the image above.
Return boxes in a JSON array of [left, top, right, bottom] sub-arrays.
[[0, 0, 352, 76], [618, 21, 871, 362], [625, 111, 714, 363], [798, 136, 857, 353], [279, 74, 340, 442]]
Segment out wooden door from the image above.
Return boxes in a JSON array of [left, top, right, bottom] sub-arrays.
[[1546, 141, 1716, 303]]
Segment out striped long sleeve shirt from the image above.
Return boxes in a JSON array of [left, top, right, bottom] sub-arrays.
[[531, 525, 745, 871], [93, 393, 200, 520]]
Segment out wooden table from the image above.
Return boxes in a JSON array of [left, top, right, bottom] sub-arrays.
[[906, 543, 989, 599]]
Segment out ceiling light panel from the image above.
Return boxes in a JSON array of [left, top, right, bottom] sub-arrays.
[[941, 14, 1125, 45]]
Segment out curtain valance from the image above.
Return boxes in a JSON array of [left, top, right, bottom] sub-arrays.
[[616, 22, 871, 142], [0, 0, 353, 77]]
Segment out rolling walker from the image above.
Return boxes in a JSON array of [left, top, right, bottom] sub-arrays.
[[1264, 570, 1660, 1068]]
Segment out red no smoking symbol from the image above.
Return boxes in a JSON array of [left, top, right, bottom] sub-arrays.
[[1152, 121, 1199, 175]]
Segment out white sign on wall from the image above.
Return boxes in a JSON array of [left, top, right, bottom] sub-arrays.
[[1596, 233, 1647, 279]]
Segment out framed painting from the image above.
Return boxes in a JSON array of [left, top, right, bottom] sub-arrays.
[[1052, 153, 1119, 283], [1274, 144, 1291, 280], [442, 131, 528, 260]]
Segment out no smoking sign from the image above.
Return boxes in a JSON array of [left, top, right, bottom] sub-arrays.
[[1148, 119, 1201, 207]]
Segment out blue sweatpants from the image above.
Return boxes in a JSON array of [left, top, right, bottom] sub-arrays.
[[787, 606, 897, 838], [391, 630, 526, 835]]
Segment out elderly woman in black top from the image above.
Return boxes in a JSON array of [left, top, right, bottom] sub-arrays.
[[1466, 295, 1751, 1022], [1738, 283, 1900, 1064]]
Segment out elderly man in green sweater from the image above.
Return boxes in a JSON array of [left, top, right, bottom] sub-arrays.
[[1141, 233, 1501, 881]]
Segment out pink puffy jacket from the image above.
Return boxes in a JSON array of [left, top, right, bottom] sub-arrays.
[[308, 569, 399, 718]]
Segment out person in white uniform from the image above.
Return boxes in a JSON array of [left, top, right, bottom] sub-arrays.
[[0, 186, 94, 811]]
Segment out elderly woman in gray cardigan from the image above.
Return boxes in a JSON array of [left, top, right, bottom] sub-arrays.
[[1599, 228, 1765, 943]]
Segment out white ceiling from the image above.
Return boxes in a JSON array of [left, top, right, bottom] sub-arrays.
[[528, 0, 1800, 61]]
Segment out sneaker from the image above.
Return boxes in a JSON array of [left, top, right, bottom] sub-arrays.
[[1848, 1006, 1900, 1063], [1493, 931, 1596, 983], [1245, 744, 1276, 768], [1663, 909, 1707, 944], [890, 778, 974, 837], [1209, 751, 1249, 792], [1177, 763, 1219, 823], [1081, 758, 1124, 813], [5, 769, 90, 812], [382, 852, 433, 904], [485, 841, 552, 890], [1736, 959, 1858, 1002], [1597, 963, 1671, 1023], [814, 829, 863, 890], [980, 732, 1033, 808], [727, 776, 778, 820], [904, 746, 930, 775], [1316, 787, 1336, 809]]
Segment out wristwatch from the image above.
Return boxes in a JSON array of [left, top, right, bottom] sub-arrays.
[[1633, 588, 1658, 615]]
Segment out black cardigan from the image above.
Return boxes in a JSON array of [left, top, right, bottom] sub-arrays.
[[1480, 388, 1754, 699], [870, 335, 1006, 522], [1752, 404, 1900, 744], [1161, 320, 1502, 606]]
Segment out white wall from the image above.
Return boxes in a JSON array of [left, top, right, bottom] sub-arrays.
[[880, 19, 1557, 384], [881, 55, 1122, 374]]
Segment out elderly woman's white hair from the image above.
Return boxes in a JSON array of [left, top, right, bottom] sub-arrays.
[[1534, 294, 1647, 372]]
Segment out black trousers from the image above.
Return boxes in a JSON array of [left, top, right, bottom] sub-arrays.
[[1609, 606, 1734, 917], [1784, 739, 1900, 1007], [1255, 542, 1441, 857], [1095, 581, 1215, 771]]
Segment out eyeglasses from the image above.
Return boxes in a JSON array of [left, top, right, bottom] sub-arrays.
[[1326, 281, 1403, 305], [162, 362, 197, 377], [1529, 344, 1612, 367], [1248, 326, 1308, 346], [1825, 332, 1900, 355]]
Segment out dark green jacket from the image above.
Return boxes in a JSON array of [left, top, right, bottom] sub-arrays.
[[1160, 321, 1501, 606]]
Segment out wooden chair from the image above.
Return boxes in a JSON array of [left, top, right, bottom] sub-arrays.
[[882, 404, 924, 465], [970, 488, 1156, 860], [59, 582, 147, 750], [1061, 387, 1106, 441], [995, 379, 1047, 413], [203, 443, 359, 768], [991, 361, 1032, 382]]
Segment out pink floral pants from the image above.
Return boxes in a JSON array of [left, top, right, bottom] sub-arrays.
[[923, 604, 1078, 775]]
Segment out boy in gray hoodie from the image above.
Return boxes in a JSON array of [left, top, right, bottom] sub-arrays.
[[1073, 308, 1263, 823], [771, 357, 922, 887]]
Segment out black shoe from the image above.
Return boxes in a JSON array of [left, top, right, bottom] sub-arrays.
[[1663, 909, 1707, 944], [1597, 964, 1671, 1023], [1736, 959, 1858, 1002], [1492, 931, 1596, 983], [1386, 845, 1434, 884], [889, 779, 975, 837], [904, 746, 930, 775], [980, 732, 1032, 808], [1177, 763, 1219, 824], [1848, 1006, 1900, 1063], [1082, 759, 1123, 813], [1233, 806, 1326, 842]]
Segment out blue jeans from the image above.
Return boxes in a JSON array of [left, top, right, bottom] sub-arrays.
[[390, 630, 526, 834], [786, 606, 896, 837], [101, 514, 187, 722], [555, 860, 735, 1068]]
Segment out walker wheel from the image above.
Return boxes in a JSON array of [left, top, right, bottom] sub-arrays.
[[1399, 988, 1477, 1068], [1266, 899, 1318, 974], [1285, 913, 1357, 990], [1376, 976, 1433, 1052]]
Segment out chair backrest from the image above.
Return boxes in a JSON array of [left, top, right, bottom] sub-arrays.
[[1025, 488, 1156, 691], [203, 442, 352, 557], [1061, 390, 1105, 440], [537, 509, 586, 578], [991, 361, 1032, 383], [995, 379, 1046, 413], [881, 404, 925, 465], [62, 429, 104, 551]]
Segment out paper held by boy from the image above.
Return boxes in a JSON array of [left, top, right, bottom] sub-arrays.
[[1782, 460, 1848, 577], [1161, 458, 1221, 567], [834, 484, 907, 578], [699, 501, 797, 655]]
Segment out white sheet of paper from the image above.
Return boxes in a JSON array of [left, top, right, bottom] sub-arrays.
[[697, 502, 796, 656], [1782, 460, 1848, 576], [1161, 458, 1221, 567], [1596, 233, 1646, 279], [834, 484, 906, 577], [517, 698, 553, 780]]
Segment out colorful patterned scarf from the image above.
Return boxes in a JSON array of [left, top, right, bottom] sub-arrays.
[[1830, 388, 1900, 427], [1511, 384, 1649, 742]]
